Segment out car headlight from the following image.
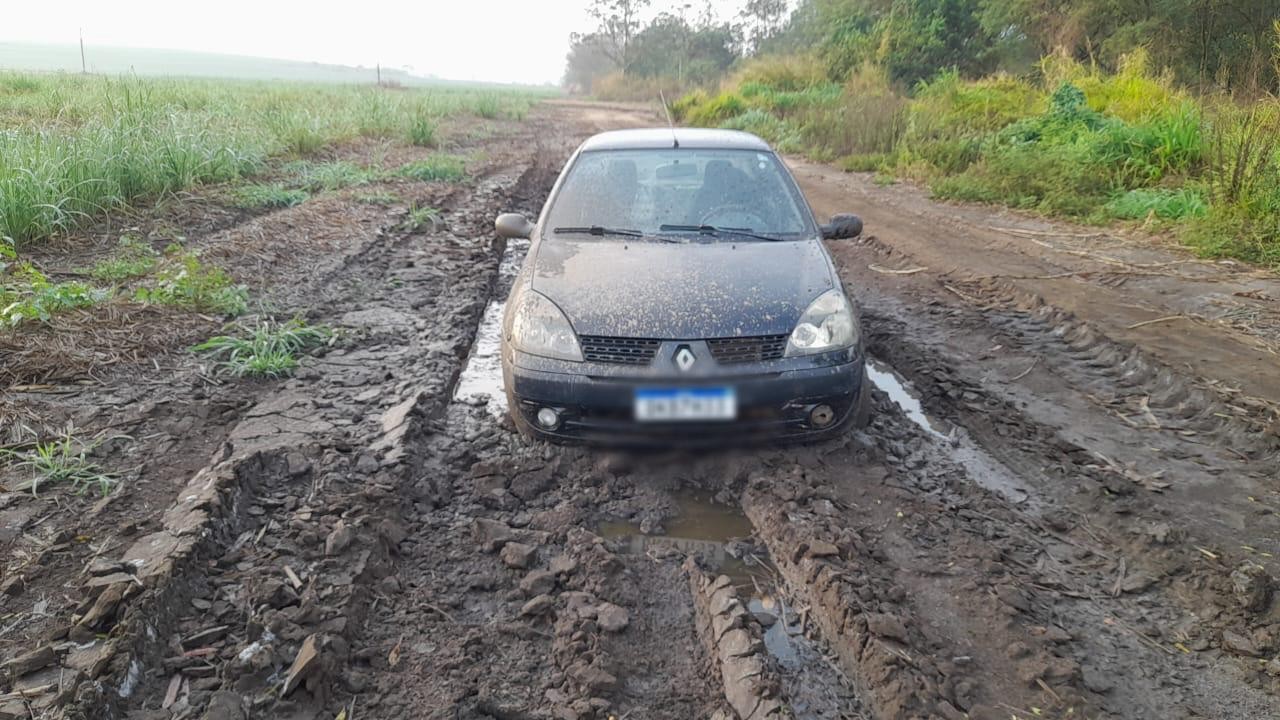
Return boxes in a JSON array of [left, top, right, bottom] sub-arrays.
[[785, 288, 859, 356], [510, 290, 583, 362]]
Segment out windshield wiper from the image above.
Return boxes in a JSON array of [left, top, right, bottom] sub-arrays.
[[552, 225, 643, 238], [659, 224, 784, 242]]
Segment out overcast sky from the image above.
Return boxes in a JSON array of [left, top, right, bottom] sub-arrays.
[[1, 1, 746, 85]]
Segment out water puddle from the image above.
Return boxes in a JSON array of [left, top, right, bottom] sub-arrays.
[[452, 238, 529, 414], [600, 492, 856, 715], [867, 357, 1036, 506], [599, 493, 811, 669], [865, 359, 950, 439]]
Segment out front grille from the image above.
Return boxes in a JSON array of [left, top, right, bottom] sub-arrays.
[[580, 335, 661, 365], [707, 334, 788, 364]]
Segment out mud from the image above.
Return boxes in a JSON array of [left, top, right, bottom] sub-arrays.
[[2, 99, 1280, 720]]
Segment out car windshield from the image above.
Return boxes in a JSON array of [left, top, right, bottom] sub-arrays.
[[545, 148, 813, 239]]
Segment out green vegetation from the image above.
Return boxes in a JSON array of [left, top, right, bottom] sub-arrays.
[[0, 71, 541, 249], [231, 183, 310, 210], [355, 191, 400, 205], [134, 251, 249, 315], [289, 160, 379, 191], [2, 263, 109, 326], [408, 113, 439, 147], [193, 318, 333, 378], [0, 430, 117, 498], [684, 52, 1280, 266], [397, 155, 467, 182], [569, 1, 1280, 267], [401, 204, 441, 232]]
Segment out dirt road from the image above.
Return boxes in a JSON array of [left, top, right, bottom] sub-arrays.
[[2, 100, 1278, 720]]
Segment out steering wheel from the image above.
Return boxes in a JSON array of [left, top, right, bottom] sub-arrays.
[[699, 205, 769, 230]]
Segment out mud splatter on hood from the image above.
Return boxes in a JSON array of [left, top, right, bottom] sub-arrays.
[[530, 237, 835, 338]]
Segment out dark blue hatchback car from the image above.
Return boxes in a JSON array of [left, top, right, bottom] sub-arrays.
[[494, 128, 869, 443]]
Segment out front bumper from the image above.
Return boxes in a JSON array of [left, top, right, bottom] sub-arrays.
[[506, 350, 866, 444]]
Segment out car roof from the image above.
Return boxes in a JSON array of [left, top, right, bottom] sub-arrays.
[[579, 128, 773, 152]]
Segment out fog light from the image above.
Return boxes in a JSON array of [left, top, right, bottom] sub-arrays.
[[810, 404, 835, 428], [535, 407, 561, 430]]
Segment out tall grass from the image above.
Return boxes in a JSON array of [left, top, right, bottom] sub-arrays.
[[0, 72, 543, 248]]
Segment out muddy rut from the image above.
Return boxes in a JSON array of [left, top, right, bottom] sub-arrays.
[[2, 101, 1279, 720]]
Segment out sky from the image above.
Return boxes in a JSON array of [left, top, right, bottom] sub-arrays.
[[1, 0, 745, 86]]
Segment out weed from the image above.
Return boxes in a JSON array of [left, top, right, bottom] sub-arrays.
[[0, 430, 117, 497], [134, 252, 248, 315], [1106, 188, 1207, 221], [89, 235, 159, 281], [408, 113, 439, 147], [2, 263, 110, 326], [192, 318, 333, 377], [473, 94, 504, 119], [289, 160, 379, 191], [231, 183, 310, 210], [397, 155, 465, 182], [355, 191, 400, 205], [400, 204, 440, 232]]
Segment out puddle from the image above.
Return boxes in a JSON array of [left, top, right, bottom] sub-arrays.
[[452, 238, 529, 414], [865, 359, 950, 439], [600, 491, 856, 716], [598, 492, 809, 667], [867, 357, 1037, 507]]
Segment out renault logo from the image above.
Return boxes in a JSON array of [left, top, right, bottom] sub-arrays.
[[674, 346, 696, 372]]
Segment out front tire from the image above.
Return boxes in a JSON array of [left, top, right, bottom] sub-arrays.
[[505, 385, 537, 440], [852, 365, 872, 429]]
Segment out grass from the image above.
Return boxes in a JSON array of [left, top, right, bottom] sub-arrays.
[[676, 51, 1280, 268], [134, 251, 248, 315], [0, 71, 543, 249], [231, 183, 310, 209], [1105, 188, 1208, 221], [408, 113, 438, 147], [192, 318, 332, 377], [400, 204, 440, 232], [0, 429, 117, 497], [397, 155, 466, 182], [355, 191, 400, 205], [289, 160, 379, 191]]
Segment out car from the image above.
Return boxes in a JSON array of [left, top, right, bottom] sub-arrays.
[[494, 127, 869, 443]]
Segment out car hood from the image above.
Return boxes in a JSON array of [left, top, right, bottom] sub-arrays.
[[530, 238, 835, 338]]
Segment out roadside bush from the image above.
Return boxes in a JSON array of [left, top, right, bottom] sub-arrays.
[[673, 50, 1277, 266], [719, 109, 799, 148], [907, 70, 1045, 138], [731, 54, 829, 92], [683, 91, 748, 127]]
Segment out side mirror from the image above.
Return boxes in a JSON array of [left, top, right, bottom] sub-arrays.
[[820, 213, 863, 240], [495, 213, 534, 239]]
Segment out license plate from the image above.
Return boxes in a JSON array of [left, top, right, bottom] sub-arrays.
[[634, 387, 736, 422]]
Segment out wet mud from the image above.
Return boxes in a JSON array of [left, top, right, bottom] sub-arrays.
[[2, 100, 1279, 720]]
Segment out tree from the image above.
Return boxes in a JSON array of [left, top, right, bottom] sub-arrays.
[[564, 33, 615, 91], [741, 0, 790, 54], [587, 0, 653, 76]]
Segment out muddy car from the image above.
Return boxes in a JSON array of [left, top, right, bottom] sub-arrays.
[[495, 128, 868, 442]]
